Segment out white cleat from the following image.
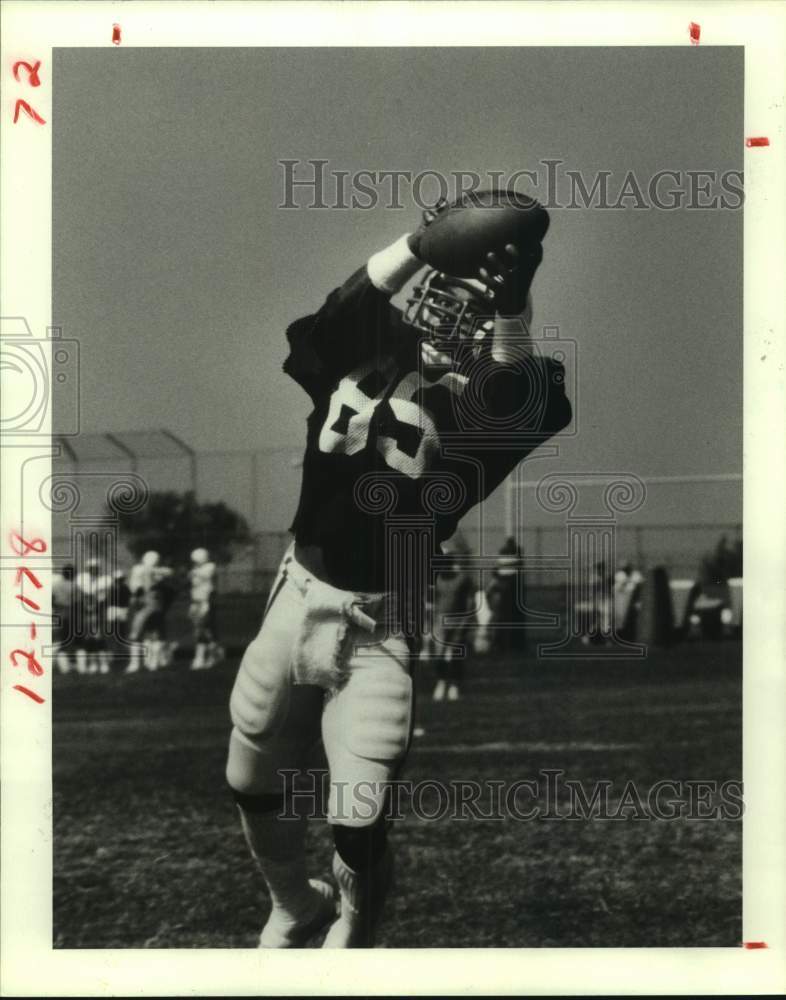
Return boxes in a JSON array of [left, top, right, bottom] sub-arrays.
[[258, 878, 336, 949], [432, 679, 446, 702], [322, 851, 393, 949]]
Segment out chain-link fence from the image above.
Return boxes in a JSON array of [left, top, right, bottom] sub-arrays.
[[52, 431, 741, 592], [216, 522, 739, 594]]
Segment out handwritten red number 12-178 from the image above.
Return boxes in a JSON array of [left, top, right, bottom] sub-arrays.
[[8, 532, 47, 704]]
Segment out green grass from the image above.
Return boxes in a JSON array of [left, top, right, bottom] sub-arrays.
[[53, 641, 741, 948]]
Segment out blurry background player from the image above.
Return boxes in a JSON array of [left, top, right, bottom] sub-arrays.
[[613, 562, 644, 642], [577, 558, 613, 646], [224, 190, 571, 950], [430, 533, 476, 702], [74, 557, 111, 675], [189, 547, 223, 670], [52, 564, 76, 674], [485, 536, 527, 655], [127, 550, 175, 672], [472, 584, 494, 656], [105, 568, 132, 670]]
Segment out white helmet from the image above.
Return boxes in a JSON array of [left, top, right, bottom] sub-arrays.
[[191, 547, 209, 565], [142, 550, 160, 568]]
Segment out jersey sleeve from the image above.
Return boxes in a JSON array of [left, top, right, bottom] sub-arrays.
[[481, 354, 572, 440], [282, 266, 396, 399]]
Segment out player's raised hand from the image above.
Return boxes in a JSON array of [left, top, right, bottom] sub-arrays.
[[478, 241, 542, 316], [407, 198, 450, 259]]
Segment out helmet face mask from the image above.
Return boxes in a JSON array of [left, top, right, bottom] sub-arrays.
[[404, 270, 494, 359]]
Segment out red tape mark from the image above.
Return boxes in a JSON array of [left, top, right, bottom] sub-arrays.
[[13, 685, 45, 704], [745, 137, 770, 147], [112, 23, 122, 45], [743, 941, 768, 949], [689, 22, 700, 44]]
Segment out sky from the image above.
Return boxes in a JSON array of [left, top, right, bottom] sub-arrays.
[[52, 46, 743, 529]]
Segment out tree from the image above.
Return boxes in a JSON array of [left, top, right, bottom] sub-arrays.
[[114, 490, 250, 566]]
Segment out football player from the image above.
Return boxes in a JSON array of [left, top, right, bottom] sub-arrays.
[[225, 191, 571, 948], [104, 568, 132, 671], [189, 547, 222, 670], [74, 557, 111, 675], [52, 564, 76, 674], [127, 551, 175, 672], [485, 536, 526, 655], [429, 533, 476, 702]]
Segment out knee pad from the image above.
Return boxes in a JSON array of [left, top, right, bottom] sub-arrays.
[[333, 818, 388, 873], [229, 635, 291, 744], [323, 650, 412, 827], [225, 726, 283, 796], [341, 663, 412, 764]]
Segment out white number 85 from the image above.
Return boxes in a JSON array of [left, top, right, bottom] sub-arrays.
[[318, 361, 467, 479]]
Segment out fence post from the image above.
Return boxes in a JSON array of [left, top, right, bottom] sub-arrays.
[[534, 526, 543, 587], [250, 450, 259, 532], [160, 429, 198, 499]]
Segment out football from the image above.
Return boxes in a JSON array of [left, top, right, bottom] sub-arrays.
[[417, 189, 550, 278]]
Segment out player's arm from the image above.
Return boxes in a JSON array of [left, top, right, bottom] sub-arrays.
[[282, 238, 422, 397], [366, 197, 460, 292], [283, 199, 474, 394], [367, 234, 423, 295], [478, 243, 540, 363], [478, 243, 572, 435]]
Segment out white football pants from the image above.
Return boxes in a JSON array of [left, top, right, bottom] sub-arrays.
[[226, 548, 413, 827]]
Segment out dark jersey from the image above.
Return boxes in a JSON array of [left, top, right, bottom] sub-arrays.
[[284, 266, 571, 591]]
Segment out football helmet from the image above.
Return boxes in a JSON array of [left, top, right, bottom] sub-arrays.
[[191, 547, 209, 565], [403, 269, 494, 355]]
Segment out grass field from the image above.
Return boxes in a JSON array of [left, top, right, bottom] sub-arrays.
[[53, 640, 742, 949]]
